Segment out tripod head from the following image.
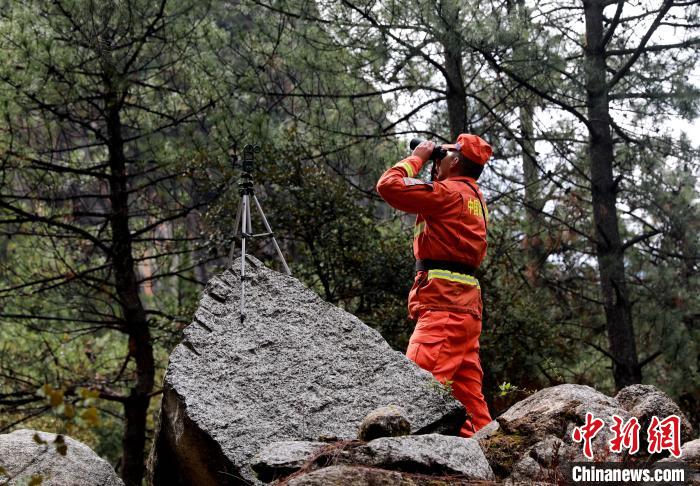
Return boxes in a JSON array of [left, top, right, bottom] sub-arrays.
[[242, 144, 260, 175], [237, 144, 260, 195]]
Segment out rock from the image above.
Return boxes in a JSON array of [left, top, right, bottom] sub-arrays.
[[479, 384, 696, 483], [343, 434, 494, 480], [266, 434, 494, 483], [473, 419, 500, 442], [357, 405, 411, 441], [149, 257, 465, 485], [653, 461, 698, 485], [562, 399, 632, 462], [680, 439, 700, 468], [497, 384, 620, 440], [0, 429, 122, 486], [615, 384, 694, 442], [506, 435, 569, 485], [250, 441, 325, 483], [681, 439, 700, 484], [655, 439, 700, 483], [286, 465, 488, 486], [287, 465, 411, 486], [485, 384, 631, 479], [530, 435, 568, 466], [479, 429, 540, 479]]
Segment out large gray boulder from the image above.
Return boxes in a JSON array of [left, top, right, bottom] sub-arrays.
[[0, 429, 122, 486], [347, 434, 495, 480], [287, 464, 487, 486], [483, 383, 695, 483], [149, 257, 465, 485], [615, 384, 694, 442], [497, 384, 622, 440], [484, 384, 627, 480], [252, 434, 494, 483]]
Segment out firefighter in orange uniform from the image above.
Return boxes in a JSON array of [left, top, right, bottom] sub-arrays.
[[376, 133, 493, 437]]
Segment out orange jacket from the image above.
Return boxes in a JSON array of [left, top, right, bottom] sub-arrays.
[[377, 155, 488, 319]]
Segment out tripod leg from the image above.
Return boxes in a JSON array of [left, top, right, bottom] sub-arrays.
[[227, 199, 244, 268], [252, 194, 291, 275], [239, 195, 249, 323], [247, 193, 253, 238]]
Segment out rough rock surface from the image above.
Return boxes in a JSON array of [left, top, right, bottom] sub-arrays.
[[484, 383, 697, 484], [286, 465, 494, 486], [346, 434, 495, 480], [287, 465, 411, 486], [497, 384, 622, 440], [357, 405, 411, 441], [681, 439, 700, 484], [0, 429, 122, 486], [484, 384, 627, 480], [250, 441, 326, 483], [255, 435, 494, 483], [473, 419, 500, 442], [562, 400, 633, 463], [680, 439, 700, 468], [615, 384, 694, 442], [149, 257, 465, 485], [505, 435, 568, 485], [655, 439, 700, 483]]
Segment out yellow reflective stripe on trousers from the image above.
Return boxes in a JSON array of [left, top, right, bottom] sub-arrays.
[[396, 161, 415, 178], [427, 269, 480, 288]]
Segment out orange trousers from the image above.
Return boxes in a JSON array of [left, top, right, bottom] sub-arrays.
[[406, 309, 492, 437]]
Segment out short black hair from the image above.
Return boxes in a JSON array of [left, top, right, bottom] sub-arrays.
[[452, 150, 484, 180]]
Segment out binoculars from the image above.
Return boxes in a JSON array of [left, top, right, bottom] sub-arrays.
[[409, 138, 447, 161]]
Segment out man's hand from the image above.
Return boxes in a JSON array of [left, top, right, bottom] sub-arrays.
[[412, 140, 434, 163]]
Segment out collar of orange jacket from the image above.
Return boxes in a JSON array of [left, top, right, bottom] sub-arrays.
[[444, 175, 479, 184]]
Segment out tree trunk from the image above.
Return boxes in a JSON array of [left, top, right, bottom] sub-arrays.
[[583, 0, 641, 388], [444, 52, 467, 139], [515, 0, 546, 287], [520, 101, 546, 287], [105, 87, 155, 486], [438, 2, 468, 139]]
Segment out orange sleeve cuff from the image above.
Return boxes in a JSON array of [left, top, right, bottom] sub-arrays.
[[392, 156, 425, 178]]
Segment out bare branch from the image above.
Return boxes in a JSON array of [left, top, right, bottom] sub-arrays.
[[607, 0, 674, 89]]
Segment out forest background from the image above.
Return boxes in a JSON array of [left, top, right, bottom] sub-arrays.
[[0, 0, 698, 484]]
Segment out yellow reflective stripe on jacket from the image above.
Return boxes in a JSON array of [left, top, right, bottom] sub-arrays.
[[414, 221, 425, 238], [396, 161, 415, 178], [427, 269, 480, 288]]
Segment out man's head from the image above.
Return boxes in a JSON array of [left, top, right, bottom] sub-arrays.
[[434, 150, 483, 181], [435, 133, 492, 181]]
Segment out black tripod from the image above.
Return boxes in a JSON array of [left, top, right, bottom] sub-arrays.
[[228, 144, 290, 322]]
